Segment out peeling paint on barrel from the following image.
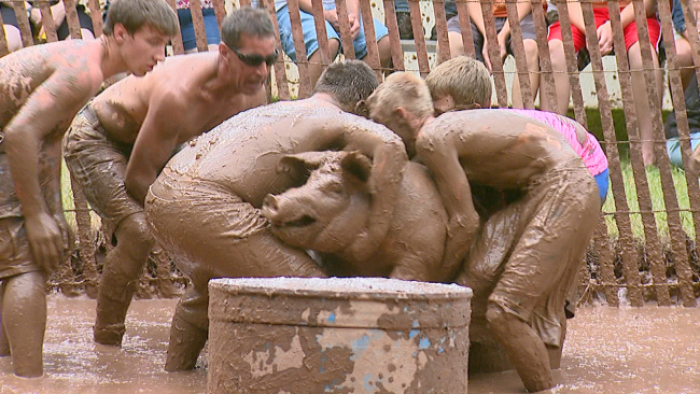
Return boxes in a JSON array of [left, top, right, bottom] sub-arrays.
[[208, 277, 472, 394]]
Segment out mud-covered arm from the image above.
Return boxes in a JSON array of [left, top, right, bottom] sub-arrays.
[[125, 89, 185, 205], [4, 70, 94, 271], [416, 126, 480, 279], [347, 135, 408, 257], [317, 119, 408, 257]]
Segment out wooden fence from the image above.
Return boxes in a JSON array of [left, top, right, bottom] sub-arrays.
[[1, 0, 699, 307]]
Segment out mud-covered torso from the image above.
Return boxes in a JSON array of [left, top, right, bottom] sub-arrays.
[[0, 41, 101, 137], [425, 110, 584, 190], [91, 53, 263, 146], [163, 98, 399, 208]]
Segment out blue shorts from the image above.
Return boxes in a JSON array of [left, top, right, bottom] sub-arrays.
[[178, 8, 221, 51], [666, 132, 700, 169], [276, 5, 389, 62], [594, 168, 609, 204]]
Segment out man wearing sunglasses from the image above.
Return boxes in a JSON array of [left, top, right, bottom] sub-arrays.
[[145, 60, 407, 371], [63, 6, 277, 348]]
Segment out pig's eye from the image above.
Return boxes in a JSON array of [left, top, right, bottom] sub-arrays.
[[326, 182, 345, 196]]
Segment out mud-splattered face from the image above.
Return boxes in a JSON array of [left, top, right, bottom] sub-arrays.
[[224, 34, 277, 95], [262, 152, 371, 252], [118, 24, 171, 76]]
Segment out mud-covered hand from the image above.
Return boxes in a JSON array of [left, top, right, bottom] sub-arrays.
[[441, 214, 478, 280], [25, 211, 64, 273]]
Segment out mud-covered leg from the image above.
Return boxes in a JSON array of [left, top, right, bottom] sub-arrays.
[[165, 285, 209, 372], [486, 302, 553, 392], [0, 288, 9, 357], [2, 271, 47, 378], [94, 213, 155, 346]]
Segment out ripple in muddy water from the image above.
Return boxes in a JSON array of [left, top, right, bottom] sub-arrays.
[[0, 296, 698, 393]]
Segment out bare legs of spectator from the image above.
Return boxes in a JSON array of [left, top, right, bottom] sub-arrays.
[[3, 24, 22, 53], [443, 31, 466, 59], [512, 38, 540, 109], [628, 41, 663, 166], [184, 43, 220, 54], [542, 39, 570, 115], [673, 35, 695, 90], [546, 39, 662, 166], [308, 38, 340, 87], [374, 35, 392, 74]]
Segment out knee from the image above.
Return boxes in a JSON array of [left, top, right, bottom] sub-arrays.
[[548, 40, 565, 69], [328, 38, 340, 58], [524, 40, 539, 66], [485, 301, 515, 335], [115, 214, 155, 256], [377, 36, 391, 59]]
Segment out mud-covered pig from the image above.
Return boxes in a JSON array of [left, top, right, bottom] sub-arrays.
[[263, 151, 459, 282]]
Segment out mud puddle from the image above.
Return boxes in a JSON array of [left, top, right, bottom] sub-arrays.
[[0, 296, 698, 393]]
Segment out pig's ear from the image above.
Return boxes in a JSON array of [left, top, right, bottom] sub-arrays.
[[340, 151, 372, 183]]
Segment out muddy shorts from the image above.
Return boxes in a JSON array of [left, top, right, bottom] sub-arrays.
[[459, 161, 599, 348], [64, 103, 142, 228], [146, 169, 285, 329], [0, 216, 38, 280], [146, 169, 271, 281]]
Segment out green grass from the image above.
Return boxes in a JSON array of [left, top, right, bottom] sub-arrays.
[[602, 159, 695, 242]]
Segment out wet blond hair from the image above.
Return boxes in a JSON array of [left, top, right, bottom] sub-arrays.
[[425, 56, 491, 108], [366, 72, 434, 124]]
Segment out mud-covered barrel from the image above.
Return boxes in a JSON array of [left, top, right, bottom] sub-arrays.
[[208, 277, 473, 394]]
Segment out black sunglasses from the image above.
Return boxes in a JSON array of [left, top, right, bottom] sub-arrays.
[[229, 45, 279, 67]]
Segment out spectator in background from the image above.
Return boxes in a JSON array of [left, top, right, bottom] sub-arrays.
[[671, 0, 700, 90], [176, 0, 220, 53], [30, 0, 106, 41], [259, 0, 391, 87], [439, 0, 544, 109], [393, 0, 457, 40], [0, 2, 29, 52], [665, 72, 700, 169], [544, 0, 662, 166]]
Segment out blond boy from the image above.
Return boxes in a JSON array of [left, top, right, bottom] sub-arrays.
[[366, 72, 599, 392]]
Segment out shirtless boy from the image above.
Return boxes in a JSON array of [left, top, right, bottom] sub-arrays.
[[64, 6, 276, 348], [366, 72, 600, 392], [144, 60, 407, 371], [426, 56, 609, 204], [0, 0, 178, 377]]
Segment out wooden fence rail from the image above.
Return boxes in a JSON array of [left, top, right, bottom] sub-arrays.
[[1, 0, 698, 305]]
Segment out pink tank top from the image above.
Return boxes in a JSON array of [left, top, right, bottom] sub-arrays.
[[508, 109, 608, 176]]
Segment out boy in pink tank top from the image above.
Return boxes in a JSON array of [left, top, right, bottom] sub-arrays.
[[426, 56, 609, 202]]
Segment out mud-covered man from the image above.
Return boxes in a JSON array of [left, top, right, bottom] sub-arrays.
[[144, 60, 407, 371], [64, 7, 276, 348], [0, 0, 178, 378], [366, 72, 600, 392]]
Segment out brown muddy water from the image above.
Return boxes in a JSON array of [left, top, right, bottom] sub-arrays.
[[0, 295, 697, 393]]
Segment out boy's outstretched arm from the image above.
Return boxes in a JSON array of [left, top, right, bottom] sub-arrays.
[[416, 128, 480, 280]]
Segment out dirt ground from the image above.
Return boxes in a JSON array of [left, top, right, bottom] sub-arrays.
[[0, 295, 698, 393]]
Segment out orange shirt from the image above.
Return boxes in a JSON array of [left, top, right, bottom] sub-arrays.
[[492, 0, 548, 18]]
